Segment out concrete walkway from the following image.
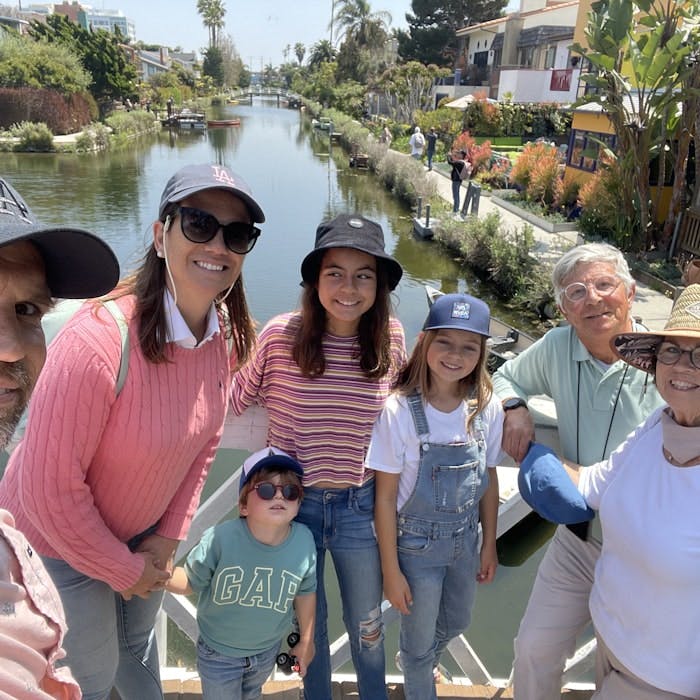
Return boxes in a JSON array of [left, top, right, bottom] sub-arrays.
[[424, 167, 674, 331]]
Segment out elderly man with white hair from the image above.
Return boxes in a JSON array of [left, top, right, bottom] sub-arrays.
[[492, 242, 665, 699]]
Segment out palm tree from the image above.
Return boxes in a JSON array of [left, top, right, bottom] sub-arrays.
[[331, 0, 391, 49], [294, 42, 306, 66], [196, 0, 226, 48], [308, 39, 337, 71]]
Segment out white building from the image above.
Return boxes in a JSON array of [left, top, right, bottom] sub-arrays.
[[453, 0, 580, 103]]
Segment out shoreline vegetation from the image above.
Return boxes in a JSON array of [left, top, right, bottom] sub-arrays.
[[2, 101, 681, 322]]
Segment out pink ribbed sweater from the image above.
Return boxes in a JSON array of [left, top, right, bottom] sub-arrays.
[[0, 297, 232, 592]]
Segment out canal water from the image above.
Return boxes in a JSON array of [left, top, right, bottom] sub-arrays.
[[0, 99, 562, 680]]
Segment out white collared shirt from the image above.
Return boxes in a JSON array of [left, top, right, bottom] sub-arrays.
[[163, 289, 220, 348]]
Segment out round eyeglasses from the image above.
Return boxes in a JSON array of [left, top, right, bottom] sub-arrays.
[[656, 343, 700, 370], [562, 275, 621, 304], [178, 206, 260, 254], [252, 482, 302, 501]]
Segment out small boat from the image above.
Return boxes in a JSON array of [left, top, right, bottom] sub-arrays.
[[312, 116, 333, 130], [226, 98, 239, 105], [425, 285, 535, 370], [161, 109, 206, 129], [206, 118, 241, 128]]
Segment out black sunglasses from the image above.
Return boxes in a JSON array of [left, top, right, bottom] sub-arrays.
[[252, 482, 301, 501], [177, 206, 260, 254]]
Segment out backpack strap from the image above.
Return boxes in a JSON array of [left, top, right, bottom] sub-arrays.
[[103, 299, 129, 396]]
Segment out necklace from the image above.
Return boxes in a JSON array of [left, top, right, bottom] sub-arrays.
[[576, 362, 629, 463]]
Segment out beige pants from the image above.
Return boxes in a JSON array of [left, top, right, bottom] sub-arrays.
[[594, 635, 694, 700], [512, 525, 600, 700]]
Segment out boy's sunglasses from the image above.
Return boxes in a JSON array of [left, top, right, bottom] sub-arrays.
[[253, 482, 301, 501], [177, 206, 260, 254]]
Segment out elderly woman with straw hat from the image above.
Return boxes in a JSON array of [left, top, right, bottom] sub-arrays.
[[519, 284, 700, 700]]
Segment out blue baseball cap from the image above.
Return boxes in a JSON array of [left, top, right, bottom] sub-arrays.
[[518, 442, 595, 525], [423, 293, 491, 337], [240, 447, 304, 489]]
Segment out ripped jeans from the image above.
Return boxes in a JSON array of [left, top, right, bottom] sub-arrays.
[[295, 481, 387, 700]]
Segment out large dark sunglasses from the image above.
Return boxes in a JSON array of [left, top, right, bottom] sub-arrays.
[[178, 206, 260, 254], [253, 482, 301, 501]]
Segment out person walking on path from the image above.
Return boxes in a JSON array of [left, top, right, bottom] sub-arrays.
[[230, 214, 407, 700], [0, 176, 119, 700], [447, 149, 471, 214], [370, 293, 502, 700], [492, 242, 664, 700], [0, 163, 266, 700], [425, 128, 438, 171], [409, 127, 425, 160], [166, 447, 317, 700]]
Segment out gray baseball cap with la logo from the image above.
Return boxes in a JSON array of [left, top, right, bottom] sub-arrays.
[[158, 163, 265, 223]]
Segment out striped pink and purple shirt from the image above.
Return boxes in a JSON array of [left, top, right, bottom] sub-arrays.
[[230, 312, 406, 487]]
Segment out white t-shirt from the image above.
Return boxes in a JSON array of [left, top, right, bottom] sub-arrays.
[[366, 393, 505, 510], [579, 407, 700, 698]]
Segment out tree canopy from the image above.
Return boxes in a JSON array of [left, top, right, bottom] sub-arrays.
[[28, 14, 137, 104], [196, 0, 226, 48], [0, 32, 91, 93]]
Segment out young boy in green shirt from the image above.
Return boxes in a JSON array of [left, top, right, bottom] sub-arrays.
[[166, 447, 317, 699]]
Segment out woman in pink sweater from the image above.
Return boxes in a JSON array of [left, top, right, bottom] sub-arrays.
[[0, 164, 265, 700]]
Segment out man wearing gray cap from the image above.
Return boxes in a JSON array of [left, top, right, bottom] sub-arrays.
[[0, 176, 119, 699]]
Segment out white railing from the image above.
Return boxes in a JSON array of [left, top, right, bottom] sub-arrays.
[[159, 405, 595, 690]]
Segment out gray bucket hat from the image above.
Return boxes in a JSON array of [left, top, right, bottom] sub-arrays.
[[0, 178, 119, 298], [158, 163, 265, 223], [300, 214, 403, 291]]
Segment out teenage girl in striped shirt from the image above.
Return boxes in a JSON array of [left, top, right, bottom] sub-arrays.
[[230, 214, 407, 700]]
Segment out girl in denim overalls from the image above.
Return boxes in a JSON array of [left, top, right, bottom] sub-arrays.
[[368, 293, 505, 700]]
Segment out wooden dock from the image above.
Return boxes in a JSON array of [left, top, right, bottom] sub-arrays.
[[160, 677, 594, 699]]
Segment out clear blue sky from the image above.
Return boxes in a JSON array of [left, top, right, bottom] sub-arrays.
[[86, 1, 415, 68]]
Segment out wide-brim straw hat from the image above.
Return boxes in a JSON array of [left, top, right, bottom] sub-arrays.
[[610, 283, 700, 372]]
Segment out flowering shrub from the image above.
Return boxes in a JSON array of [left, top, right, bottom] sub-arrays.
[[510, 141, 562, 206], [451, 131, 492, 175]]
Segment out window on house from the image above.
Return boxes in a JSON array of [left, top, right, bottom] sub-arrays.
[[519, 46, 535, 68], [544, 45, 557, 69], [492, 49, 502, 68], [567, 130, 616, 172]]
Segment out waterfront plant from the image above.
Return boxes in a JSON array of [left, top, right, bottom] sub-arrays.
[[9, 121, 54, 152], [433, 211, 551, 307]]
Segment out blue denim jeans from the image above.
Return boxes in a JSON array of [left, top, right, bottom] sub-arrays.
[[196, 637, 280, 700], [451, 179, 462, 212], [295, 480, 387, 700], [42, 556, 164, 700], [397, 523, 479, 700]]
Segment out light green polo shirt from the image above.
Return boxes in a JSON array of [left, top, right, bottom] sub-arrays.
[[493, 323, 665, 543]]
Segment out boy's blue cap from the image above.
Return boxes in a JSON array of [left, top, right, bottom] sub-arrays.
[[240, 447, 304, 489], [518, 442, 595, 525], [423, 293, 490, 337]]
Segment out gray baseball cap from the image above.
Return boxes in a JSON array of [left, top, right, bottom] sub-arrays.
[[0, 177, 119, 298], [158, 163, 265, 223]]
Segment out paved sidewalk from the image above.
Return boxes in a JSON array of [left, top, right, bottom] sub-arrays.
[[424, 168, 674, 331]]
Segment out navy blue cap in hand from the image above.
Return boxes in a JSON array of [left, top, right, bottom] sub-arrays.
[[518, 442, 594, 525]]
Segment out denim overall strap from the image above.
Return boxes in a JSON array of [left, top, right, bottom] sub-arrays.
[[399, 393, 487, 535]]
